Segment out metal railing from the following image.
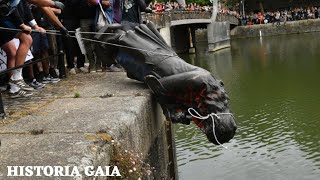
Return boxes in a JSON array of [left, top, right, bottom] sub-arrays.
[[143, 11, 239, 28]]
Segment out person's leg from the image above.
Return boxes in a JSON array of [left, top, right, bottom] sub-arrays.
[[41, 51, 50, 77], [63, 18, 79, 72], [15, 32, 33, 72], [36, 54, 44, 82], [45, 33, 59, 78], [28, 33, 49, 83], [7, 33, 35, 93], [2, 40, 16, 78], [47, 33, 58, 69], [80, 19, 96, 72], [25, 63, 45, 89], [62, 34, 74, 69], [35, 34, 50, 78], [77, 54, 86, 70], [56, 34, 66, 78], [26, 64, 34, 82], [95, 39, 121, 72], [0, 20, 33, 97], [40, 50, 60, 84], [31, 33, 45, 82], [0, 20, 31, 82], [2, 41, 34, 96], [2, 41, 16, 92], [95, 46, 102, 71], [95, 44, 105, 71]]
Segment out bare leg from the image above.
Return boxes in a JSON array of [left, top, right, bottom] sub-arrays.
[[16, 33, 32, 68], [37, 61, 44, 72], [1, 41, 16, 78], [27, 65, 35, 81]]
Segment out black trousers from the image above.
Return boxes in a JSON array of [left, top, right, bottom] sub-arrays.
[[62, 18, 85, 68]]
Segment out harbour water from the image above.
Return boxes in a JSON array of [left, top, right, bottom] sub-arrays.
[[175, 33, 320, 180]]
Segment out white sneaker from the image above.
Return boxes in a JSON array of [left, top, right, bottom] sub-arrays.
[[69, 68, 77, 75], [43, 75, 60, 84], [9, 89, 33, 99], [9, 79, 34, 91], [79, 67, 89, 73]]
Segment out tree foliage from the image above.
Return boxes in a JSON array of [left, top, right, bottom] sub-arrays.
[[185, 0, 211, 6], [224, 0, 239, 8]]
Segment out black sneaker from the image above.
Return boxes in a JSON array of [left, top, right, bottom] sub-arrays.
[[9, 89, 33, 99], [43, 74, 60, 84], [29, 79, 45, 89], [9, 79, 34, 91]]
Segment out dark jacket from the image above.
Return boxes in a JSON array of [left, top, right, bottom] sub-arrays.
[[62, 0, 95, 19], [17, 0, 34, 24], [122, 0, 151, 23], [6, 0, 34, 27]]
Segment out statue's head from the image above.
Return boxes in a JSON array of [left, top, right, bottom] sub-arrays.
[[145, 72, 236, 145], [190, 79, 237, 145]]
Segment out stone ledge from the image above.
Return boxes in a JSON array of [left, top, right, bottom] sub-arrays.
[[0, 73, 168, 179]]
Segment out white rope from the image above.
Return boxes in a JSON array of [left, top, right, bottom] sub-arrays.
[[45, 29, 116, 35], [0, 26, 116, 35], [0, 26, 62, 35], [75, 36, 178, 57], [188, 108, 234, 149]]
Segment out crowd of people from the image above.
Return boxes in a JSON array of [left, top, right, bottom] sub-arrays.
[[147, 1, 238, 16], [148, 1, 212, 12], [0, 0, 152, 99], [240, 7, 320, 26]]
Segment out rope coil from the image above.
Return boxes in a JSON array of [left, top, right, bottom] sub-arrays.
[[188, 108, 234, 149]]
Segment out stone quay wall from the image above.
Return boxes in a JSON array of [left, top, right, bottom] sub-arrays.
[[231, 19, 320, 38]]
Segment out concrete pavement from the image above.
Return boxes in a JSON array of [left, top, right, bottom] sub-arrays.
[[0, 72, 171, 179]]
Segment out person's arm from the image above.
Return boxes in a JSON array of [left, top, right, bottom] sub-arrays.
[[101, 0, 112, 7], [19, 1, 44, 33], [9, 9, 32, 33], [39, 7, 68, 36], [39, 6, 63, 27], [51, 7, 62, 14], [27, 0, 54, 7], [87, 0, 97, 6], [26, 0, 64, 9], [26, 0, 68, 36]]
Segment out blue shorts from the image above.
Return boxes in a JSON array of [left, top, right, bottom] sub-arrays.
[[0, 19, 17, 47], [31, 32, 49, 53]]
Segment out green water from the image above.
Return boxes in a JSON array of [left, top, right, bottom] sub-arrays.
[[175, 33, 320, 180]]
